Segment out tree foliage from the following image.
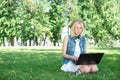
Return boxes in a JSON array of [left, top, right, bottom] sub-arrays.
[[76, 0, 120, 47], [0, 0, 120, 47], [48, 0, 66, 46]]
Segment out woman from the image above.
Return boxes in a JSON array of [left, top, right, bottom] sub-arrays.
[[60, 19, 98, 74]]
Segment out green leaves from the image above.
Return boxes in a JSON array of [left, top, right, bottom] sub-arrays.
[[48, 0, 66, 46], [76, 0, 120, 47], [0, 0, 120, 47]]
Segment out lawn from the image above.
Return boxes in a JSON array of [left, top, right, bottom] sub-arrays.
[[0, 46, 120, 80]]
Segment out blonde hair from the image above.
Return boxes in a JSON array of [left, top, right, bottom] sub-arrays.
[[70, 19, 84, 37]]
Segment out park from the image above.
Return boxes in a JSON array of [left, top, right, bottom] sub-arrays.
[[0, 0, 120, 80], [0, 46, 120, 80]]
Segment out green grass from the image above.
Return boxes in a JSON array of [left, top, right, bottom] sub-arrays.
[[0, 46, 120, 80]]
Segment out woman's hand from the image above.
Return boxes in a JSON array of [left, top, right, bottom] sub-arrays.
[[72, 56, 79, 62]]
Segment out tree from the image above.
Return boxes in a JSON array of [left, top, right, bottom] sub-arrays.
[[77, 0, 120, 47], [48, 0, 66, 46], [22, 0, 52, 46], [0, 0, 22, 46]]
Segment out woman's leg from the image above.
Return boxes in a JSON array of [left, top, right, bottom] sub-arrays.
[[77, 65, 91, 73], [89, 64, 98, 73]]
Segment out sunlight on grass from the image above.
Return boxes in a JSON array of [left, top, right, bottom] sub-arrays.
[[0, 58, 4, 63], [0, 46, 62, 53], [0, 46, 120, 80], [0, 46, 62, 50], [87, 46, 120, 54]]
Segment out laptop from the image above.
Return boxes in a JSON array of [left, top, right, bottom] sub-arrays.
[[76, 53, 104, 65]]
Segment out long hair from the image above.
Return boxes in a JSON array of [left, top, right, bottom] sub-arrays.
[[70, 19, 84, 37]]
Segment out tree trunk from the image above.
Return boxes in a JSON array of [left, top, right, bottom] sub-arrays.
[[11, 37, 14, 46], [3, 37, 5, 46], [34, 36, 38, 46], [29, 38, 31, 46], [43, 33, 47, 46], [53, 41, 56, 46]]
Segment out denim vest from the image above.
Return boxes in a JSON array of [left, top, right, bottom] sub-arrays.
[[62, 35, 86, 64]]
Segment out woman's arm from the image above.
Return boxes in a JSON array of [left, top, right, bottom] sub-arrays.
[[62, 36, 78, 61]]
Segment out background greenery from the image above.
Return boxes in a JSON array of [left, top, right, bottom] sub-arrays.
[[0, 46, 120, 80], [0, 1, 119, 80], [0, 0, 120, 47]]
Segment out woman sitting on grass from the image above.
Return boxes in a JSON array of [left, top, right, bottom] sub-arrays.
[[60, 19, 98, 74]]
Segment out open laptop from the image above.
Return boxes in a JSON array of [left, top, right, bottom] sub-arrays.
[[76, 53, 104, 65]]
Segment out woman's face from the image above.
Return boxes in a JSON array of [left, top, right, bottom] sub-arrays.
[[74, 23, 83, 36]]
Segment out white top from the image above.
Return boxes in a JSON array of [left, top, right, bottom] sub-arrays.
[[60, 39, 81, 72]]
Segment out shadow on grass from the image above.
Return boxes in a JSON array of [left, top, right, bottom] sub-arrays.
[[90, 47, 120, 51], [0, 49, 120, 80], [97, 54, 120, 79], [0, 51, 62, 80], [19, 49, 62, 51]]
